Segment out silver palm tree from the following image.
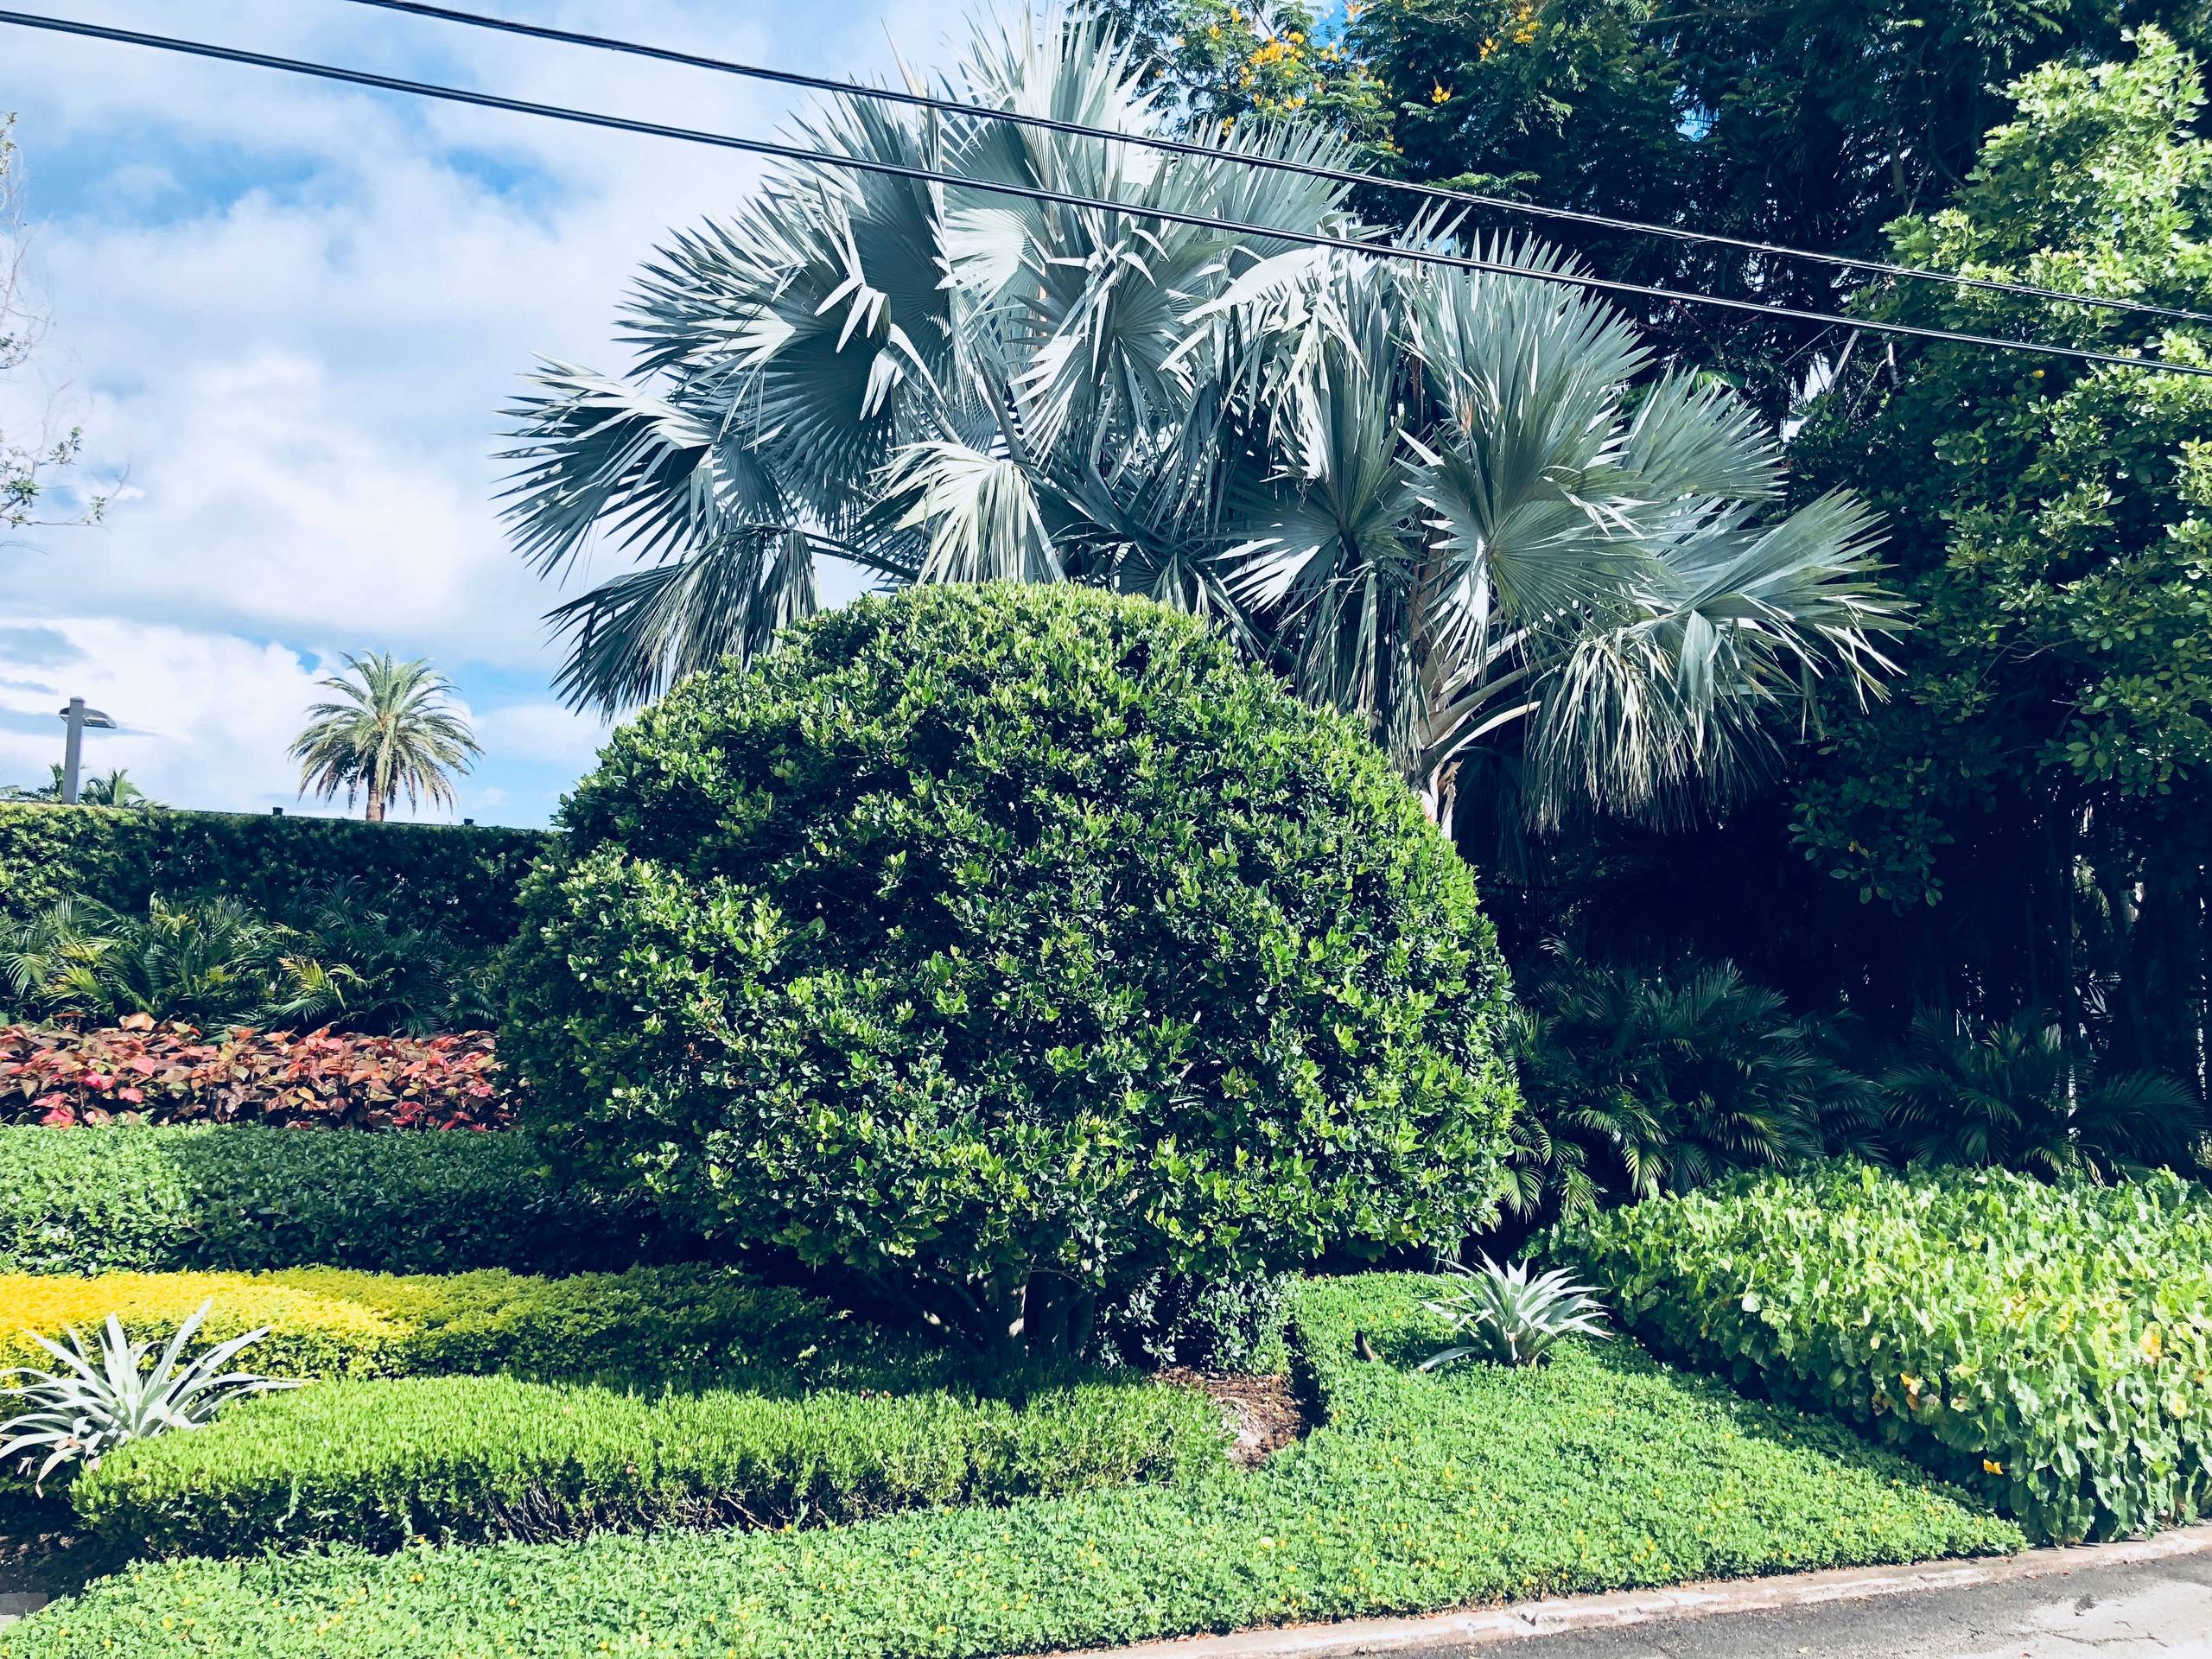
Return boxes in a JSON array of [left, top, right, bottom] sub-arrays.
[[502, 10, 1898, 827]]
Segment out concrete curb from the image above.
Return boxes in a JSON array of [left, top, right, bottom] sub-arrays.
[[1043, 1523, 2212, 1657]]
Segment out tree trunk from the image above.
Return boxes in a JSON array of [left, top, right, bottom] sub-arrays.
[[365, 792, 385, 823]]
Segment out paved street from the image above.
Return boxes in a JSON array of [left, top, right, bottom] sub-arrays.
[[1496, 1549, 2212, 1658], [1068, 1529, 2212, 1659]]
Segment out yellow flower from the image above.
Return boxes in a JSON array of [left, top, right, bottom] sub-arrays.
[[1431, 79, 1452, 103], [1983, 1458, 2005, 1476], [2142, 1325, 2164, 1360]]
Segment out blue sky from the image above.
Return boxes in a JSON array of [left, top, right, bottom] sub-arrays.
[[0, 0, 944, 825]]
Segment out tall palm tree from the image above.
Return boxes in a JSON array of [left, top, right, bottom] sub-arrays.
[[502, 10, 1899, 830], [289, 652, 480, 823]]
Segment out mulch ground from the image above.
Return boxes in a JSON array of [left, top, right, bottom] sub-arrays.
[[0, 1493, 121, 1604], [1160, 1367, 1307, 1465]]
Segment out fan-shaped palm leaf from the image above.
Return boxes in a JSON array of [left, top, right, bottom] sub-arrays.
[[503, 8, 1903, 836]]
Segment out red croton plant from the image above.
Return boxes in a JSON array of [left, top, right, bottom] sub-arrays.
[[0, 1014, 511, 1130]]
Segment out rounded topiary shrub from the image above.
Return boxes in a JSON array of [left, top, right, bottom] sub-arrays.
[[505, 583, 1516, 1354]]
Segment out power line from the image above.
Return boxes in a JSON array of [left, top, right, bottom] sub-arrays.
[[338, 0, 2212, 330], [3, 7, 2209, 380]]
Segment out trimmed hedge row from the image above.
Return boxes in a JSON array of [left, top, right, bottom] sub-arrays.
[[73, 1371, 1224, 1554], [1559, 1162, 2212, 1544], [0, 803, 549, 951], [0, 1264, 861, 1387], [0, 1276, 2019, 1659], [0, 1125, 656, 1276]]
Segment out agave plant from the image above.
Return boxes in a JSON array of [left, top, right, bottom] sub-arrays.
[[503, 9, 1900, 836], [0, 1299, 302, 1490], [1418, 1255, 1612, 1370]]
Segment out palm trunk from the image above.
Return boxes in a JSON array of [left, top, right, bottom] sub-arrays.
[[365, 793, 385, 823]]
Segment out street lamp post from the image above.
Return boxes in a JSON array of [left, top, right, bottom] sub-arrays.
[[57, 697, 117, 804]]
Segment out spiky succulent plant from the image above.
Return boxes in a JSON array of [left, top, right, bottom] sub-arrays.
[[1419, 1255, 1612, 1370], [1, 1299, 302, 1490]]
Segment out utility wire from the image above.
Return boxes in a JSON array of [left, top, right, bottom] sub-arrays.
[[339, 0, 2212, 329], [3, 7, 2209, 379]]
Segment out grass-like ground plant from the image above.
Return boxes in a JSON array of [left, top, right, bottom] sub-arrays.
[[1560, 1162, 2212, 1543], [1, 1274, 2019, 1659]]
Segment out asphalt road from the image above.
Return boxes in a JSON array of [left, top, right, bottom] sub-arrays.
[[1484, 1550, 2212, 1659]]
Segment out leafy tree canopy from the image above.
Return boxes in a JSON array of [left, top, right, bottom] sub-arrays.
[[1091, 0, 2200, 410], [1789, 27, 2212, 1068], [2, 113, 105, 537]]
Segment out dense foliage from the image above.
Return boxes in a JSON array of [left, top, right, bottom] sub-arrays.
[[72, 1370, 1222, 1555], [1560, 1162, 2212, 1543], [0, 1126, 647, 1276], [1879, 1009, 2205, 1180], [1096, 0, 2196, 413], [0, 1275, 2017, 1659], [1090, 1268, 1291, 1374], [1778, 31, 2212, 1074], [508, 585, 1517, 1354], [1, 898, 360, 1030], [0, 803, 546, 957], [1502, 950, 1875, 1224], [2, 1020, 506, 1131], [0, 1264, 867, 1387], [1089, 10, 2212, 1104], [505, 10, 1897, 837]]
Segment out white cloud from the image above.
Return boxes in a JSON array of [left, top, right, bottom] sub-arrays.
[[472, 699, 611, 771], [0, 0, 950, 821], [0, 615, 324, 810]]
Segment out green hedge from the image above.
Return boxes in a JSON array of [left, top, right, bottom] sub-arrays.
[[509, 584, 1517, 1352], [0, 803, 550, 950], [73, 1371, 1223, 1554], [0, 1275, 2019, 1659], [0, 1125, 661, 1276], [1557, 1162, 2212, 1544]]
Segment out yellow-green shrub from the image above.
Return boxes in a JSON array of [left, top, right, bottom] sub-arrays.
[[0, 1265, 861, 1385]]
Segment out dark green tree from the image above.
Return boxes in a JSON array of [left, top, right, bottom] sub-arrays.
[[1787, 28, 2212, 1073], [1089, 0, 2201, 411]]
